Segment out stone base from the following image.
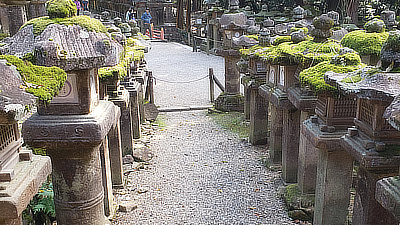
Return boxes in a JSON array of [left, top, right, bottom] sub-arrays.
[[376, 176, 400, 220], [0, 154, 52, 222], [214, 93, 244, 112]]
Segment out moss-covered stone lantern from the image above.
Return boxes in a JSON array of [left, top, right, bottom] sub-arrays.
[[3, 0, 124, 223]]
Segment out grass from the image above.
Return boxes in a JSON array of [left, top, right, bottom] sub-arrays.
[[153, 113, 167, 128], [207, 109, 249, 139]]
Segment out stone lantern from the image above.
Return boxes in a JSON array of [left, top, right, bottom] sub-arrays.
[[325, 70, 400, 225], [4, 4, 124, 224], [215, 12, 248, 112], [293, 6, 304, 21], [381, 10, 398, 30], [0, 59, 51, 225], [324, 32, 400, 223]]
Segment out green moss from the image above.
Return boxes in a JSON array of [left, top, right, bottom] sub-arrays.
[[284, 184, 301, 203], [0, 33, 9, 41], [0, 55, 66, 102], [239, 45, 266, 57], [208, 110, 249, 139], [257, 39, 341, 66], [46, 0, 77, 19], [331, 52, 362, 66], [378, 145, 400, 158], [22, 16, 107, 37], [299, 60, 364, 94], [291, 27, 308, 34], [341, 75, 363, 83], [22, 52, 36, 64], [245, 34, 259, 41], [341, 30, 389, 56], [273, 36, 292, 45]]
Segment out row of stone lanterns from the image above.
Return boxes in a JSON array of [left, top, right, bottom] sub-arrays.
[[241, 11, 400, 224]]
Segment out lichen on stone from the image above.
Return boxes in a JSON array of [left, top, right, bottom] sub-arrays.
[[0, 55, 66, 102], [341, 30, 389, 56]]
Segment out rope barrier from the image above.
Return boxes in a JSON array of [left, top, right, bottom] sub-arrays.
[[153, 74, 209, 84]]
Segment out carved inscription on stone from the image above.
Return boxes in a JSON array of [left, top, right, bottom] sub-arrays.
[[279, 66, 285, 86], [269, 67, 275, 84], [51, 73, 79, 104]]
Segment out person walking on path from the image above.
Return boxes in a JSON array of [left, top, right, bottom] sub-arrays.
[[74, 0, 81, 15], [82, 0, 88, 11], [141, 9, 152, 38], [126, 7, 136, 22]]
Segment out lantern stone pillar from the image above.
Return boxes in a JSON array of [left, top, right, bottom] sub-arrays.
[[14, 15, 124, 224], [249, 83, 268, 145], [0, 5, 27, 36]]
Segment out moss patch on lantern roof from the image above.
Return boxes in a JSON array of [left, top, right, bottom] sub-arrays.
[[0, 55, 66, 102], [255, 39, 341, 66], [299, 53, 365, 95], [22, 15, 107, 37], [245, 35, 259, 41], [98, 38, 145, 82], [46, 0, 77, 19], [239, 45, 266, 58], [273, 36, 291, 45], [341, 30, 389, 56]]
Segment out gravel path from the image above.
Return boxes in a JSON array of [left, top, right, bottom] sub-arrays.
[[112, 42, 295, 224]]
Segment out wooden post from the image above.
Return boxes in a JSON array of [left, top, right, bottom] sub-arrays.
[[209, 68, 214, 102], [148, 71, 154, 104]]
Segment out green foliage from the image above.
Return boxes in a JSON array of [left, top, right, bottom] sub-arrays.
[[46, 0, 77, 19], [0, 55, 66, 102], [22, 15, 107, 37], [23, 179, 56, 225], [273, 36, 291, 45], [341, 30, 389, 56]]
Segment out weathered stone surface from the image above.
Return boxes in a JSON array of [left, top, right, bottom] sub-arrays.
[[291, 30, 306, 43], [375, 176, 400, 220], [249, 85, 268, 145], [219, 12, 248, 29], [22, 101, 117, 146], [144, 103, 159, 121], [132, 144, 153, 162], [0, 154, 51, 221], [122, 155, 135, 164], [232, 35, 258, 47], [118, 202, 137, 212], [0, 60, 35, 123], [364, 18, 386, 33], [2, 24, 123, 71]]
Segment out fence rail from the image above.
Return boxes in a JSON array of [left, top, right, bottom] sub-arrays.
[[208, 68, 224, 102]]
